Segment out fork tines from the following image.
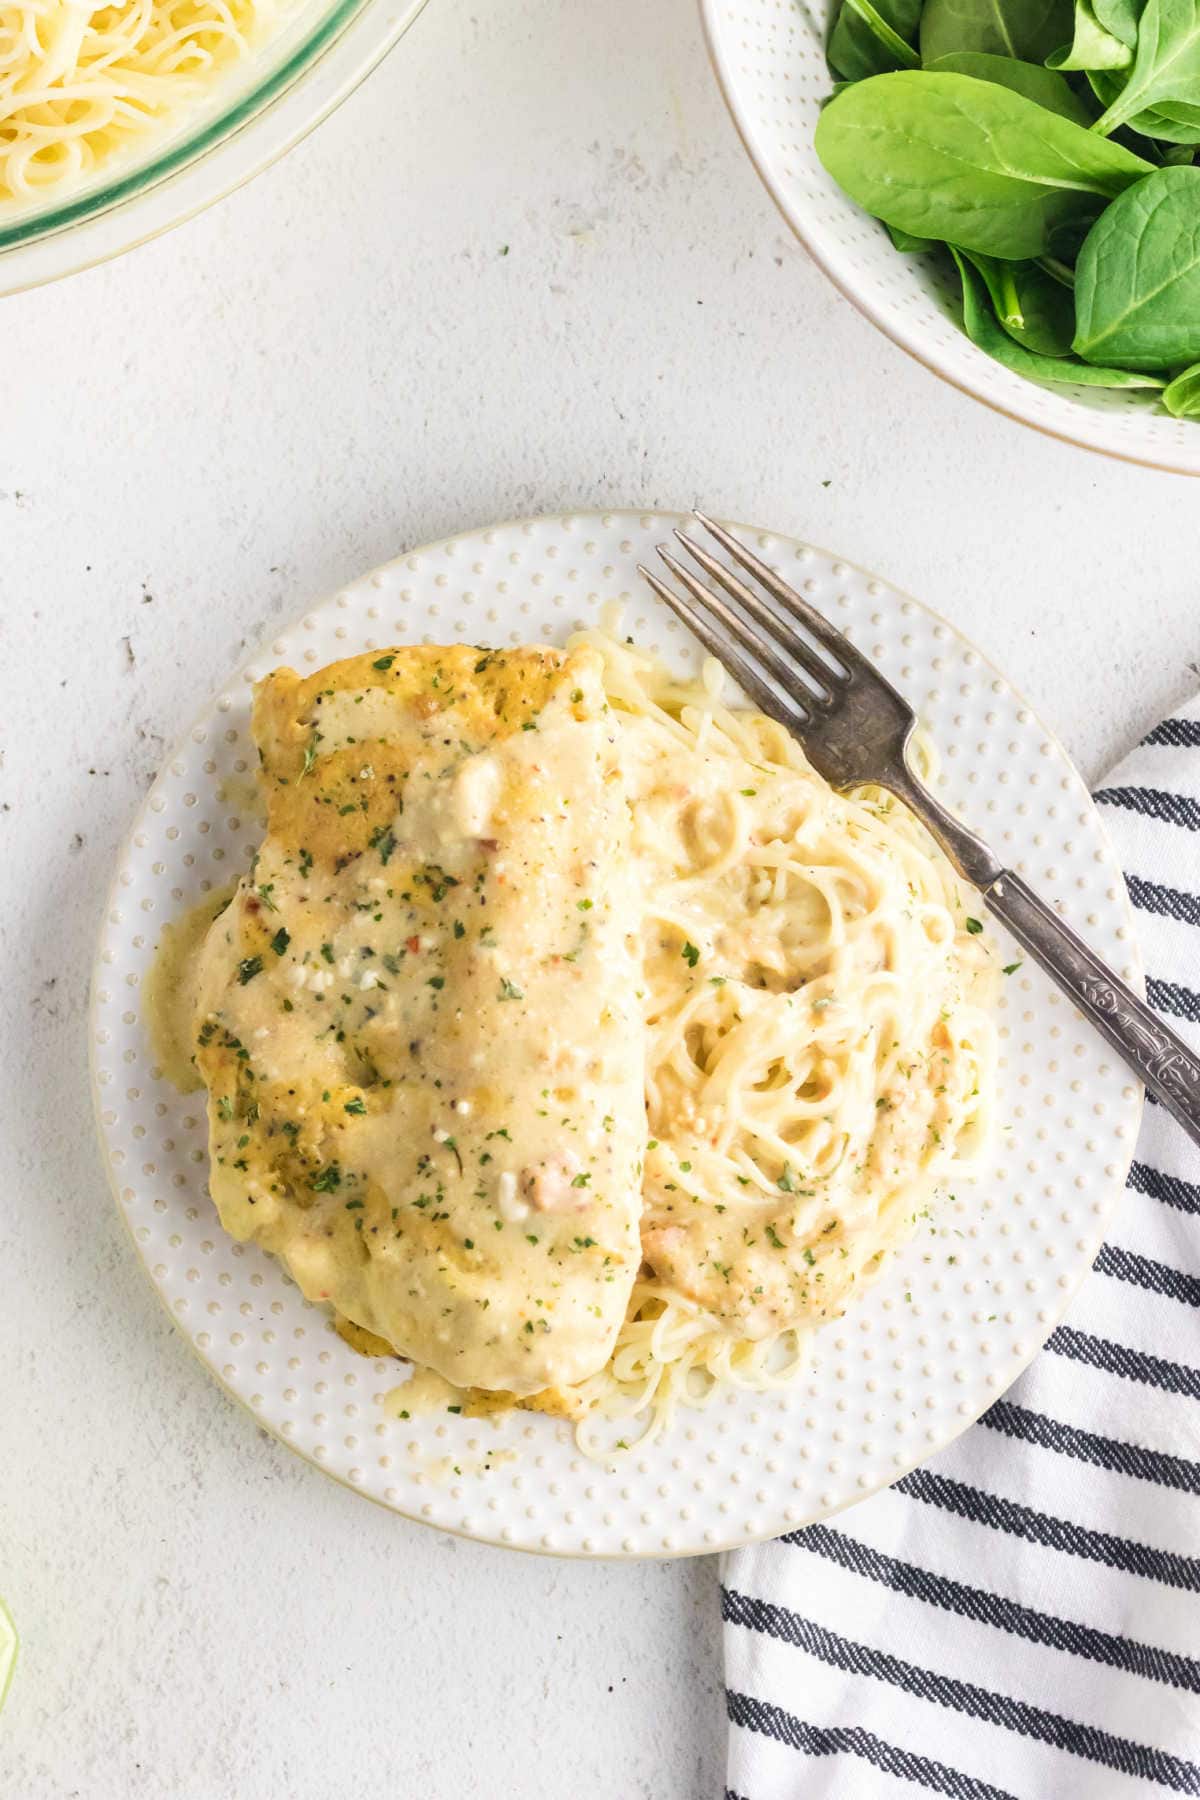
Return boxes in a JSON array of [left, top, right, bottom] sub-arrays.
[[638, 510, 870, 730]]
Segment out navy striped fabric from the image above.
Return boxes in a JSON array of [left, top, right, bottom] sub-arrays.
[[723, 704, 1200, 1799]]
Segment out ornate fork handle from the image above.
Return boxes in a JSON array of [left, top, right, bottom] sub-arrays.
[[984, 870, 1200, 1146], [887, 764, 1200, 1146]]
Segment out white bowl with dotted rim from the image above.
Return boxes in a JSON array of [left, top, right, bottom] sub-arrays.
[[90, 511, 1143, 1558], [700, 0, 1200, 476]]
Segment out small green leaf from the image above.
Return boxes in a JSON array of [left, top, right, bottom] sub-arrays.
[[886, 222, 935, 251], [1046, 0, 1132, 71], [816, 74, 1151, 261], [954, 250, 1165, 387], [962, 251, 1078, 359], [372, 827, 397, 865], [919, 0, 1072, 64], [1074, 167, 1200, 369], [829, 0, 921, 80], [925, 51, 1096, 123], [1093, 0, 1200, 134], [834, 0, 919, 70], [1163, 360, 1200, 413], [1092, 0, 1139, 47]]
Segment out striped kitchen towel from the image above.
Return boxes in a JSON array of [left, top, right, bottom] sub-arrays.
[[723, 703, 1200, 1800]]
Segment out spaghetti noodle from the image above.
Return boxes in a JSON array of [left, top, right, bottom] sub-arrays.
[[0, 0, 287, 204], [562, 622, 997, 1454]]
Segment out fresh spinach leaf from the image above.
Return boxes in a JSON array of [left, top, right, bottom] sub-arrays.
[[814, 72, 1153, 258], [1093, 0, 1200, 132], [963, 251, 1078, 351], [1129, 99, 1200, 137], [1092, 0, 1142, 47], [1046, 0, 1134, 66], [926, 49, 1097, 118], [830, 0, 921, 77], [1091, 66, 1200, 134], [1147, 95, 1200, 125], [1074, 165, 1200, 365], [888, 221, 936, 248], [919, 0, 1072, 62], [953, 247, 1167, 381], [1162, 360, 1200, 410]]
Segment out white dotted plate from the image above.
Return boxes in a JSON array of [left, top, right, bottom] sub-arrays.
[[90, 512, 1143, 1557], [700, 0, 1200, 475]]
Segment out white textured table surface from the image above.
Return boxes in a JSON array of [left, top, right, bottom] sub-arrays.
[[1, 1, 1198, 1795]]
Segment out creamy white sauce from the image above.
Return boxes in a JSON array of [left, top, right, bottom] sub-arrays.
[[185, 646, 647, 1397]]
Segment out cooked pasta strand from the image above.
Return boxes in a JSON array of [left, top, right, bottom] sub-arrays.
[[0, 0, 285, 204], [559, 620, 997, 1457]]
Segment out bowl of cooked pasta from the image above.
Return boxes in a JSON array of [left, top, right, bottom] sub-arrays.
[[0, 0, 430, 293]]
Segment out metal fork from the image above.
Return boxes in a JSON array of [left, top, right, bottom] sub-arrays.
[[641, 511, 1200, 1148]]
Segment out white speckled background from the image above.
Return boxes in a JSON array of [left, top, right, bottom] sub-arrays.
[[1, 0, 1198, 1794]]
